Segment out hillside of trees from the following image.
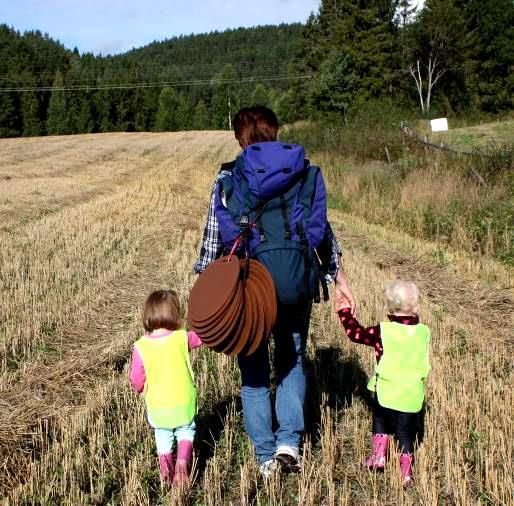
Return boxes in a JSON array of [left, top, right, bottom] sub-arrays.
[[0, 24, 303, 137], [0, 0, 512, 138]]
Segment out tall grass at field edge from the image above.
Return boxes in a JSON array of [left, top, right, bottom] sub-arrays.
[[281, 113, 514, 265]]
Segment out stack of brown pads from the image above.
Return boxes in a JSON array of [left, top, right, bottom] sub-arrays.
[[188, 256, 277, 356]]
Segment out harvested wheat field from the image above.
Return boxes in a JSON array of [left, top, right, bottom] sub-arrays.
[[0, 131, 512, 505]]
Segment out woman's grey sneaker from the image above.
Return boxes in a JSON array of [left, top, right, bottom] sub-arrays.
[[274, 445, 301, 473], [258, 458, 279, 479]]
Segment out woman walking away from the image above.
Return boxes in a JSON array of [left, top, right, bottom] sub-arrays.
[[194, 106, 355, 477], [337, 280, 431, 487], [130, 290, 202, 488]]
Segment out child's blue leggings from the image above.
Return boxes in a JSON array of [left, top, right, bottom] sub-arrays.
[[154, 421, 196, 454]]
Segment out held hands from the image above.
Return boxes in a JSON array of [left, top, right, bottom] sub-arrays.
[[334, 268, 356, 316]]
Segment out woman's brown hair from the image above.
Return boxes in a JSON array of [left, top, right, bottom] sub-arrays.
[[143, 289, 183, 332], [233, 106, 279, 149]]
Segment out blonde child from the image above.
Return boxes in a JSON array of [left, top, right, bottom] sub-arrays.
[[336, 280, 430, 486], [130, 290, 202, 488]]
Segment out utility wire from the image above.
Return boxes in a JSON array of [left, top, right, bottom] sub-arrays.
[[0, 74, 312, 93], [0, 59, 295, 83]]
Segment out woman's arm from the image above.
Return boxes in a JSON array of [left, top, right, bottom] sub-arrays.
[[318, 223, 356, 315], [193, 179, 225, 274], [317, 223, 341, 284], [334, 262, 356, 316]]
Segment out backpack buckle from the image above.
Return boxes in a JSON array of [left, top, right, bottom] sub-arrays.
[[240, 214, 252, 237]]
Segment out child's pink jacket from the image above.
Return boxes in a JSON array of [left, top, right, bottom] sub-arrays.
[[129, 329, 202, 393]]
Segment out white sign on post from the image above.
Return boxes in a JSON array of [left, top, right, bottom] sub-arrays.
[[430, 117, 449, 132]]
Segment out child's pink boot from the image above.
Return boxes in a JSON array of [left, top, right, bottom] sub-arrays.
[[364, 434, 388, 470], [399, 453, 414, 487], [173, 440, 193, 486], [158, 452, 175, 488]]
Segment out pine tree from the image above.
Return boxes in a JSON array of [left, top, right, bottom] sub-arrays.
[[155, 87, 180, 131], [21, 92, 44, 136], [274, 89, 296, 124], [193, 100, 209, 130], [251, 83, 270, 106], [463, 0, 514, 112], [76, 98, 95, 133], [47, 71, 69, 135], [309, 0, 401, 115], [175, 94, 192, 130], [0, 92, 21, 137], [96, 90, 116, 133]]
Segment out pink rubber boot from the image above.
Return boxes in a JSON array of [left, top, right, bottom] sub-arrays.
[[158, 452, 175, 488], [400, 453, 414, 487], [173, 440, 193, 486], [364, 434, 388, 470]]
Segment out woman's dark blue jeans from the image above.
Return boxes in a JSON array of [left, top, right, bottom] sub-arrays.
[[237, 302, 312, 464]]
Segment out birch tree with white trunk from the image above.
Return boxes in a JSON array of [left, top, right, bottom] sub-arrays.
[[407, 47, 448, 115]]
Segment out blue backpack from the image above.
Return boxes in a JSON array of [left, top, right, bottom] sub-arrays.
[[214, 141, 330, 305]]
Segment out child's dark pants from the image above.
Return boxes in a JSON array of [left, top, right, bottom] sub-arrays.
[[372, 395, 419, 454]]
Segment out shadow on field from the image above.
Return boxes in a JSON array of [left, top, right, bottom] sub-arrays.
[[304, 347, 372, 444], [304, 346, 427, 447], [194, 396, 241, 479]]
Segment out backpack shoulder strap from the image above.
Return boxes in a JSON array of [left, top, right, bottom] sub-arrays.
[[219, 160, 236, 175]]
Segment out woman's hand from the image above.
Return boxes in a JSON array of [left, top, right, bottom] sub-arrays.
[[334, 266, 356, 316]]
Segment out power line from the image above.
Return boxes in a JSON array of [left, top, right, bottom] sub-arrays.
[[0, 74, 313, 93], [0, 59, 295, 83]]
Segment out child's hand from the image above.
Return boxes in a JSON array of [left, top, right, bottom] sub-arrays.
[[334, 298, 352, 313]]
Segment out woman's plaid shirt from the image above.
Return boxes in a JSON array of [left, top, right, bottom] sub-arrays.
[[193, 169, 342, 284]]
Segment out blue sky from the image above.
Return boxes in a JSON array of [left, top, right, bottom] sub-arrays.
[[1, 0, 321, 55]]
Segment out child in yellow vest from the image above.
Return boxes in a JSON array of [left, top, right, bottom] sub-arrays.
[[130, 290, 202, 488], [336, 280, 430, 487]]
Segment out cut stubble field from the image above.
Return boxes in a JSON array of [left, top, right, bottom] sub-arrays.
[[0, 132, 512, 505]]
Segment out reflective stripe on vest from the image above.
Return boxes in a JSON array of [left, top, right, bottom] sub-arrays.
[[367, 322, 430, 413], [134, 329, 196, 429]]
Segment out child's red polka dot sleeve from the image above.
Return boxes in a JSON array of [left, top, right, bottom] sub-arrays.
[[337, 308, 384, 359]]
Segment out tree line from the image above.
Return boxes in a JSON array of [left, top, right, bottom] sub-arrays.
[[0, 0, 512, 138], [0, 24, 302, 137], [287, 0, 513, 122]]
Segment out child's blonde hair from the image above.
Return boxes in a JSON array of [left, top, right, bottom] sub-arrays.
[[385, 280, 420, 314]]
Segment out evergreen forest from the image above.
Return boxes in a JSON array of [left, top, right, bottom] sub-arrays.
[[0, 0, 512, 138]]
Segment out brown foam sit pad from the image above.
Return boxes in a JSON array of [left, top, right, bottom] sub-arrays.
[[188, 270, 241, 327], [236, 261, 269, 356], [242, 268, 272, 356], [250, 260, 277, 327], [227, 280, 257, 356], [201, 297, 244, 346], [189, 281, 243, 339], [216, 289, 247, 354], [188, 256, 241, 324], [188, 257, 278, 357]]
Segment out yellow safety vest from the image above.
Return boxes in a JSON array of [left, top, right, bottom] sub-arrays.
[[134, 329, 196, 429], [368, 322, 430, 413]]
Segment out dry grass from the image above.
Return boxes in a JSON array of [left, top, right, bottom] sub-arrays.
[[318, 151, 512, 260], [0, 132, 512, 505]]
